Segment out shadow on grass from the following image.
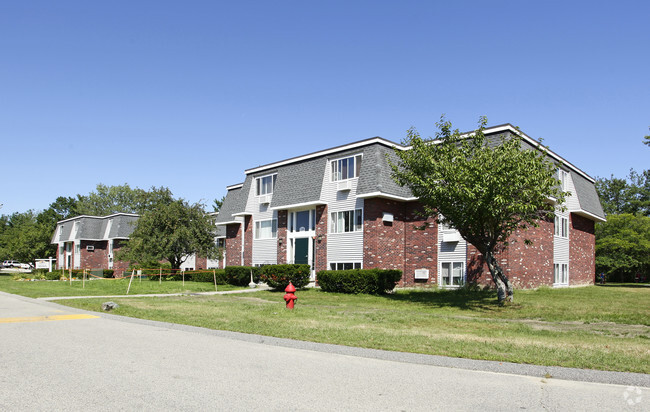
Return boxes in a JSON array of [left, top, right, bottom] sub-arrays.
[[385, 288, 499, 311], [596, 283, 650, 288]]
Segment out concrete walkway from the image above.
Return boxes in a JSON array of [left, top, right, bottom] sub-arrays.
[[37, 284, 272, 301]]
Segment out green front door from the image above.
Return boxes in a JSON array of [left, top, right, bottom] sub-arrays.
[[294, 238, 309, 265]]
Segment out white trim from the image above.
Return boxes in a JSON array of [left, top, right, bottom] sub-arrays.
[[215, 220, 243, 226], [245, 137, 407, 175], [56, 212, 140, 224], [570, 209, 607, 223], [461, 124, 595, 183], [226, 183, 244, 190], [270, 200, 326, 211], [356, 192, 417, 201]]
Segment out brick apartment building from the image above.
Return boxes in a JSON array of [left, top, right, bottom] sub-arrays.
[[215, 124, 605, 288], [52, 213, 225, 275]]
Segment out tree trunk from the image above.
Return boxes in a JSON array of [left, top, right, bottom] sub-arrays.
[[484, 250, 514, 304]]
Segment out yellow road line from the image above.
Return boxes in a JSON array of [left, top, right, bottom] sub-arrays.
[[0, 314, 99, 323]]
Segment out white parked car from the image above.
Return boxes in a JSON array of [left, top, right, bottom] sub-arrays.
[[2, 261, 32, 269]]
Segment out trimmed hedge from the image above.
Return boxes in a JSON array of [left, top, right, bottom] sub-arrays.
[[225, 266, 261, 286], [186, 269, 227, 284], [316, 269, 402, 294], [259, 264, 311, 290]]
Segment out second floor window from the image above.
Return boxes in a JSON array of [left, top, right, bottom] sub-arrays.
[[330, 209, 363, 233], [554, 216, 568, 238], [255, 219, 278, 239], [256, 174, 277, 196], [331, 155, 362, 181]]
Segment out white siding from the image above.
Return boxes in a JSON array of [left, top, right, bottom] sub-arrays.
[[564, 173, 581, 213], [438, 225, 467, 285], [253, 239, 277, 265], [180, 254, 196, 271], [328, 232, 364, 262], [321, 157, 364, 263], [251, 203, 278, 266], [553, 208, 570, 264]]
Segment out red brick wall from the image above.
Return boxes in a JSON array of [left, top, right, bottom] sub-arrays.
[[503, 219, 555, 289], [467, 218, 555, 289], [402, 202, 438, 286], [363, 198, 406, 272], [79, 240, 108, 269], [243, 216, 253, 266], [570, 213, 596, 286], [225, 223, 242, 266], [314, 205, 328, 273], [277, 210, 288, 264]]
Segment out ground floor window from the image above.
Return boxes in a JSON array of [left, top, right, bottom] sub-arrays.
[[554, 263, 568, 285], [329, 262, 362, 270], [440, 262, 464, 287]]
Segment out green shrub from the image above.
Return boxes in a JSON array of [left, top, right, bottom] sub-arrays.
[[185, 269, 227, 284], [317, 269, 402, 294], [225, 266, 261, 286], [259, 264, 311, 290]]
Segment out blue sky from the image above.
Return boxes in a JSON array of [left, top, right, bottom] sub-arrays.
[[1, 1, 648, 216]]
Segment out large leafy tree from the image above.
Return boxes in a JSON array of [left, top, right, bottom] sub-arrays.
[[390, 117, 566, 303], [117, 199, 219, 270], [595, 170, 649, 216], [0, 211, 55, 262], [596, 214, 650, 281], [76, 184, 174, 216]]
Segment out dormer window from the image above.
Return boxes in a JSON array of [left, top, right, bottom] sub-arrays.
[[331, 154, 362, 182], [558, 168, 568, 191], [256, 174, 277, 196]]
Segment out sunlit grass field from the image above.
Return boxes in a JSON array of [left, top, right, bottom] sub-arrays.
[[40, 283, 650, 374]]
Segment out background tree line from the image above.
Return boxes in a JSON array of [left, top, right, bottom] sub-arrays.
[[0, 184, 222, 269], [594, 133, 650, 282]]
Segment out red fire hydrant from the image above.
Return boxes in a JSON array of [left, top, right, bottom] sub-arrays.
[[284, 282, 297, 309]]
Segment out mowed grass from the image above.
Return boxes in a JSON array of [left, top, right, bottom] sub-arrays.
[[52, 284, 650, 373], [0, 273, 241, 297]]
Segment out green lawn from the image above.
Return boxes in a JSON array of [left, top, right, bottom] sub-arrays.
[[0, 273, 241, 297], [39, 283, 650, 374]]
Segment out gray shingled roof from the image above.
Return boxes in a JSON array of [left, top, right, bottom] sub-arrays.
[[52, 213, 139, 243], [571, 171, 606, 219], [357, 143, 414, 198], [217, 128, 605, 223], [215, 186, 246, 223], [271, 157, 326, 208]]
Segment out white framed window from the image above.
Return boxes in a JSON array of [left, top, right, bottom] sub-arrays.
[[554, 216, 568, 238], [554, 263, 568, 285], [255, 219, 278, 239], [256, 174, 277, 196], [289, 209, 316, 232], [330, 209, 363, 233], [440, 262, 464, 287], [558, 168, 569, 190], [329, 262, 362, 270], [331, 154, 362, 182]]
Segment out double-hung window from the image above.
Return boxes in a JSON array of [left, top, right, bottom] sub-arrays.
[[558, 168, 568, 190], [256, 174, 277, 196], [330, 262, 362, 270], [331, 154, 362, 181], [554, 263, 568, 284], [255, 219, 278, 239], [441, 262, 464, 286], [330, 209, 363, 233], [554, 216, 568, 238]]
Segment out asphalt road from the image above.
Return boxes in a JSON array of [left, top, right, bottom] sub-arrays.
[[0, 291, 647, 411]]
